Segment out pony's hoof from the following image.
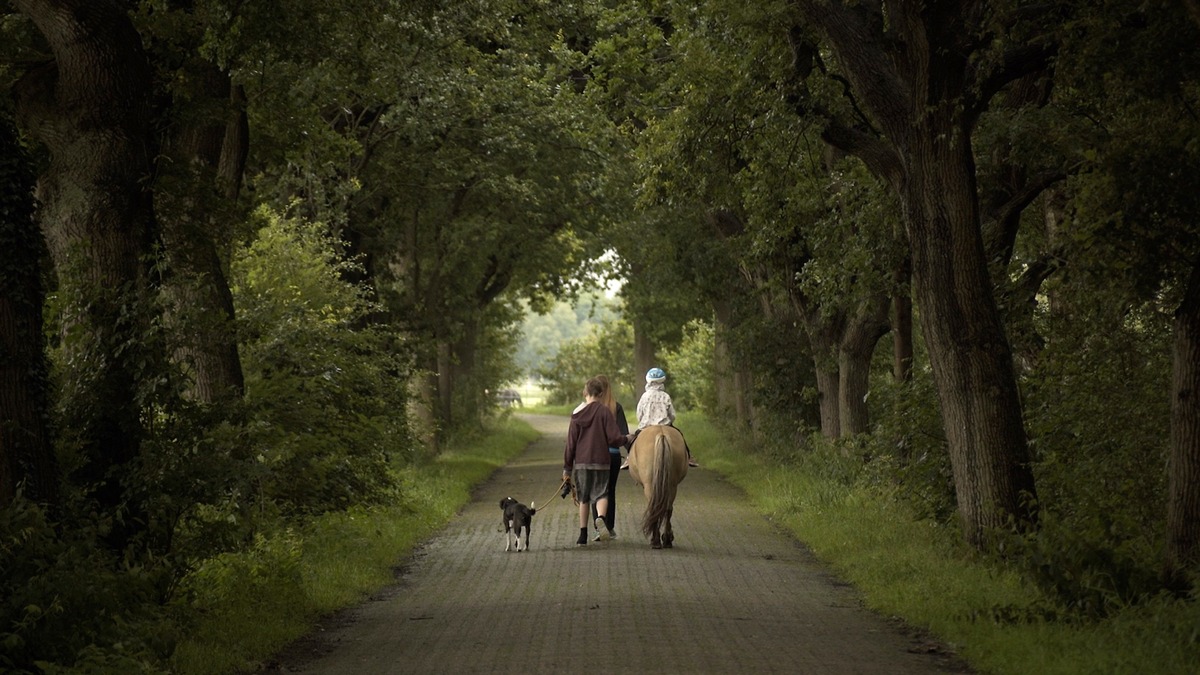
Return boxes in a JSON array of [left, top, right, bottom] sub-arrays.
[[651, 542, 662, 549], [662, 541, 673, 548]]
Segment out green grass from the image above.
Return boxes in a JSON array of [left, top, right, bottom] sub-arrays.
[[521, 402, 636, 426], [521, 402, 575, 416], [682, 412, 1200, 675], [170, 417, 539, 674]]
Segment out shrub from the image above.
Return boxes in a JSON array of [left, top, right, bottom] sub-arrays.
[[660, 320, 716, 413], [0, 496, 170, 674], [231, 208, 415, 516]]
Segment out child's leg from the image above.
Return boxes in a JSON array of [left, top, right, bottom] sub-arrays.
[[672, 425, 699, 466], [620, 429, 642, 469]]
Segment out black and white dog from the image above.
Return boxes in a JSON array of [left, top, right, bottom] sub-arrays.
[[499, 497, 536, 552]]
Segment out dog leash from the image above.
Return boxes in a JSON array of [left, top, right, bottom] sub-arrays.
[[535, 478, 576, 511]]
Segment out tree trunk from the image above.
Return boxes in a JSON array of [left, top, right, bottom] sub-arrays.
[[793, 296, 844, 438], [450, 318, 482, 429], [1167, 262, 1200, 588], [0, 114, 57, 506], [808, 328, 841, 439], [12, 0, 158, 529], [410, 373, 439, 454], [839, 297, 890, 436], [712, 317, 736, 420], [905, 130, 1037, 546], [892, 254, 914, 382], [436, 340, 454, 432], [157, 60, 247, 403], [633, 317, 657, 403], [713, 304, 754, 429], [733, 368, 755, 432]]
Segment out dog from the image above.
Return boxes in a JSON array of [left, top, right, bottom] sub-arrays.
[[499, 497, 536, 552]]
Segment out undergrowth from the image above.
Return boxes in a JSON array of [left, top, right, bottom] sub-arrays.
[[169, 416, 537, 674]]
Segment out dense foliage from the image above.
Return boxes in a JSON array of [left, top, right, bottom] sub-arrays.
[[2, 0, 1199, 671]]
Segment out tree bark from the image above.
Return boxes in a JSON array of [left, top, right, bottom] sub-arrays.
[[712, 317, 737, 420], [905, 133, 1037, 545], [1167, 262, 1200, 588], [450, 318, 482, 429], [0, 114, 57, 506], [814, 364, 841, 438], [158, 61, 247, 403], [436, 340, 454, 432], [839, 296, 890, 436], [12, 0, 157, 525], [633, 318, 657, 404], [892, 254, 914, 382], [801, 312, 842, 439], [712, 303, 754, 429]]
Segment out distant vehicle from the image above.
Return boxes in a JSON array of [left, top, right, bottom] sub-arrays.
[[497, 388, 522, 407]]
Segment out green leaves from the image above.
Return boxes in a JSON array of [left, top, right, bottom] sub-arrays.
[[231, 207, 409, 515]]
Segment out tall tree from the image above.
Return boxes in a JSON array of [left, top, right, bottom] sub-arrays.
[[617, 2, 902, 439], [12, 0, 158, 532], [788, 0, 1049, 546]]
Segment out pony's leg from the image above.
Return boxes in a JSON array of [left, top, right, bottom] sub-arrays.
[[662, 508, 674, 548], [650, 521, 662, 549]]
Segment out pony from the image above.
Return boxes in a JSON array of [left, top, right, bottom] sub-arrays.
[[627, 425, 688, 549]]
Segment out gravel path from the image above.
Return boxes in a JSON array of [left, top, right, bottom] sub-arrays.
[[266, 414, 969, 674]]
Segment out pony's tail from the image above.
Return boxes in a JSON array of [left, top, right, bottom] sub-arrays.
[[641, 434, 674, 538]]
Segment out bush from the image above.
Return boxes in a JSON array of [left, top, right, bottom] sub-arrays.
[[0, 496, 171, 674], [231, 208, 415, 516], [863, 371, 957, 524], [660, 320, 716, 413]]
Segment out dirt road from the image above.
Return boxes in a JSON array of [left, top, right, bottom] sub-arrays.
[[267, 414, 968, 674]]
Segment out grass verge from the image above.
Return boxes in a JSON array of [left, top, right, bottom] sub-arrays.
[[683, 413, 1200, 675], [170, 417, 539, 674]]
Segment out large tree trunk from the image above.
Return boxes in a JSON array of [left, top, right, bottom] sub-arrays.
[[796, 294, 889, 439], [1167, 262, 1200, 588], [0, 114, 57, 506], [450, 318, 482, 429], [158, 61, 247, 403], [790, 293, 843, 438], [12, 0, 158, 530], [712, 317, 737, 420], [814, 365, 841, 438], [436, 340, 454, 432], [410, 373, 439, 454], [905, 130, 1037, 546]]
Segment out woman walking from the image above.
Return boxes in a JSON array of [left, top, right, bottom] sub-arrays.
[[590, 375, 629, 540]]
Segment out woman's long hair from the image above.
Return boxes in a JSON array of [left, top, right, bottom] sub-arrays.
[[595, 375, 617, 416]]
